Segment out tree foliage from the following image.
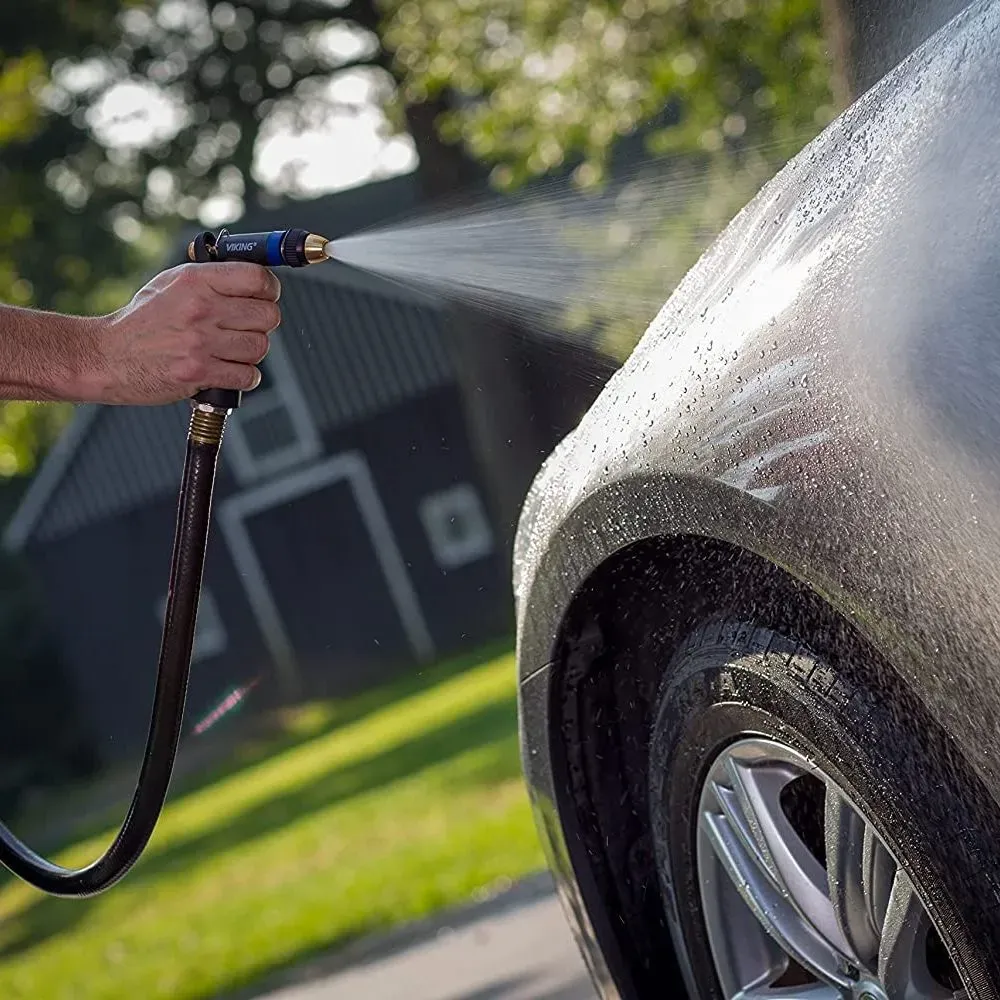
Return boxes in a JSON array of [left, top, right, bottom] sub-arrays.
[[381, 0, 837, 190], [376, 0, 838, 356]]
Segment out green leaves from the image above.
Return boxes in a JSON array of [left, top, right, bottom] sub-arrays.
[[0, 53, 47, 146], [0, 401, 71, 478], [381, 0, 836, 192], [376, 0, 838, 357]]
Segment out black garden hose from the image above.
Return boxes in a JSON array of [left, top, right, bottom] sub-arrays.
[[0, 228, 332, 897], [0, 406, 226, 896]]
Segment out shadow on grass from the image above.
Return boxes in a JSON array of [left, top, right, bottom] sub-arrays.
[[172, 638, 514, 802], [0, 687, 521, 962], [8, 640, 513, 873]]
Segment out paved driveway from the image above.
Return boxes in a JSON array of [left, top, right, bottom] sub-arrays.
[[252, 876, 597, 1000]]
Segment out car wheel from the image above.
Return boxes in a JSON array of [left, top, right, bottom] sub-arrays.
[[648, 618, 1000, 1000]]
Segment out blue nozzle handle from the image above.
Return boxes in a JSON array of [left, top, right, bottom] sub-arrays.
[[187, 228, 315, 268]]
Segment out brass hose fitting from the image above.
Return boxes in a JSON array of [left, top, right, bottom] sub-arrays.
[[189, 407, 227, 446]]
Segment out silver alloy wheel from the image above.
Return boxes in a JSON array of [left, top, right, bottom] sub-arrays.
[[696, 738, 968, 1000]]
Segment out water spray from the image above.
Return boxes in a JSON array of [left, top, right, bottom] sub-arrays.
[[0, 228, 332, 897]]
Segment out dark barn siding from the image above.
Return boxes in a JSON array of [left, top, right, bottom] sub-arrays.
[[26, 385, 509, 763], [28, 497, 274, 763], [242, 481, 412, 690], [328, 386, 512, 655]]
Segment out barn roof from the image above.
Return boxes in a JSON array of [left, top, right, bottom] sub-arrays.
[[2, 177, 459, 553]]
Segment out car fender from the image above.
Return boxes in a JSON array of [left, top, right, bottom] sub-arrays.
[[515, 0, 1000, 805], [514, 5, 1000, 993]]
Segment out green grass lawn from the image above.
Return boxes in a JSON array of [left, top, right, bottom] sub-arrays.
[[0, 647, 547, 1000]]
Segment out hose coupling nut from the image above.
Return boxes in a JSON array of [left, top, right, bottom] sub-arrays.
[[189, 406, 227, 446]]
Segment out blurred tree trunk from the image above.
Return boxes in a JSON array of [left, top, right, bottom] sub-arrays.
[[823, 0, 970, 100]]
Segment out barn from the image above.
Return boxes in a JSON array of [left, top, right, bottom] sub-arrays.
[[2, 175, 613, 763]]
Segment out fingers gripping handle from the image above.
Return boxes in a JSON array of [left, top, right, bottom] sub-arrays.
[[189, 231, 243, 411], [186, 227, 331, 410]]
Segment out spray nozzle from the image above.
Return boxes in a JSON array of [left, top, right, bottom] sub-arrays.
[[187, 227, 333, 268]]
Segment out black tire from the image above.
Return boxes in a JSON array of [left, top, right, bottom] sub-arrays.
[[647, 617, 1000, 1000]]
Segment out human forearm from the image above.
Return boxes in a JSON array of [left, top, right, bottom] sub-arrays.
[[0, 261, 282, 407], [0, 304, 105, 403]]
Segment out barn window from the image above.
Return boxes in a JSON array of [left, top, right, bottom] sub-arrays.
[[156, 587, 227, 662], [418, 483, 494, 570], [226, 340, 321, 483]]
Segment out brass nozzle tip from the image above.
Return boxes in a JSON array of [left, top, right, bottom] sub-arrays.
[[187, 240, 196, 262], [304, 232, 330, 265]]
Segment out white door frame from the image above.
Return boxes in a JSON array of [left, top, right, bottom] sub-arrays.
[[216, 451, 437, 698], [224, 337, 323, 484]]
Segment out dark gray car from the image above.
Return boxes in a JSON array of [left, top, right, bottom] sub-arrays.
[[514, 2, 1000, 997]]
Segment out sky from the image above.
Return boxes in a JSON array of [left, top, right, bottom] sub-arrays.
[[81, 13, 419, 227]]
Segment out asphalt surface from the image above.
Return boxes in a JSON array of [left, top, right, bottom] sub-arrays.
[[252, 875, 598, 1000]]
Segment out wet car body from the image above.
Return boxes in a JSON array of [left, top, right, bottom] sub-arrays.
[[512, 3, 1000, 997]]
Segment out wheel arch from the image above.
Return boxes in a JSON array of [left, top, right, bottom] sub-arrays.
[[543, 530, 890, 998]]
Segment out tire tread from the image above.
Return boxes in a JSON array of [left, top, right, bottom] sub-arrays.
[[647, 616, 1000, 1000]]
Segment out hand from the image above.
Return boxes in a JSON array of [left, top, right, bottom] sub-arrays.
[[87, 262, 282, 405]]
